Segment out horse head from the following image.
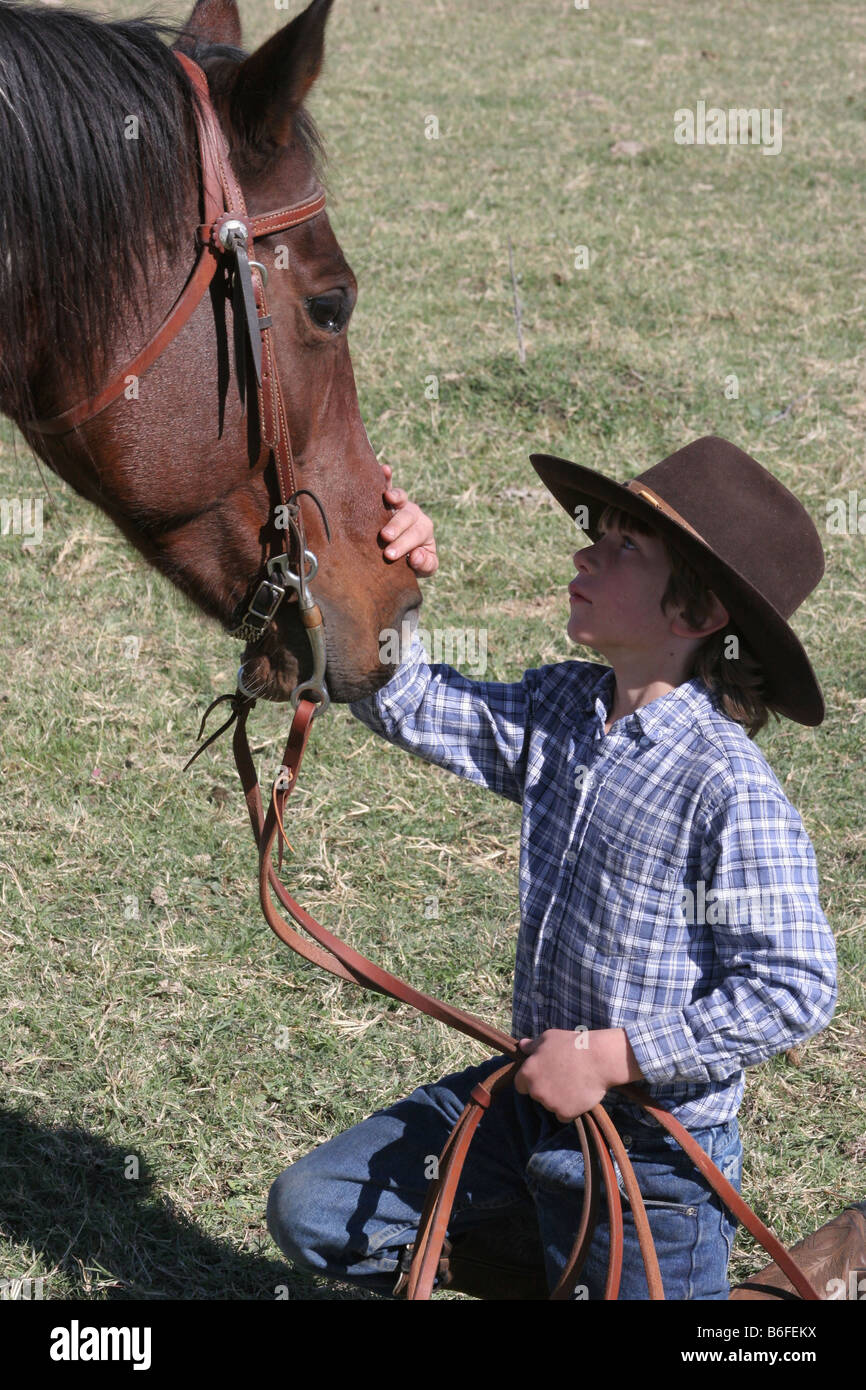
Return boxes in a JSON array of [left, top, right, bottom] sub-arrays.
[[2, 0, 421, 704]]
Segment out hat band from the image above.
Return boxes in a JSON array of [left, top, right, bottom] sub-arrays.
[[624, 479, 708, 544]]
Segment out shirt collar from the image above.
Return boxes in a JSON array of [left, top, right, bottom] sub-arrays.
[[632, 678, 719, 744], [582, 665, 615, 728], [581, 667, 719, 744]]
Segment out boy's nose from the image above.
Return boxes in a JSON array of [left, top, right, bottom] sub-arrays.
[[573, 548, 595, 572]]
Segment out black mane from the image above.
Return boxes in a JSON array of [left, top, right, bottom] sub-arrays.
[[0, 3, 325, 423]]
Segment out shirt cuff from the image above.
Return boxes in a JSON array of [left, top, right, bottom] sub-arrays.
[[348, 631, 428, 728], [625, 1013, 718, 1085]]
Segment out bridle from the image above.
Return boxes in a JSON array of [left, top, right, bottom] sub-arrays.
[[23, 51, 823, 1302], [27, 48, 331, 712]]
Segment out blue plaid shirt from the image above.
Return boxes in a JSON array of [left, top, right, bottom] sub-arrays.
[[349, 637, 837, 1130]]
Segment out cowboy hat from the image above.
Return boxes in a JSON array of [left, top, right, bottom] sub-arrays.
[[530, 436, 825, 726]]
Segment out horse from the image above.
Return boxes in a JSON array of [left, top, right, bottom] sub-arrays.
[[0, 0, 421, 707]]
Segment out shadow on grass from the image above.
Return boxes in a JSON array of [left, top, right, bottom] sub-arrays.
[[0, 1108, 381, 1301]]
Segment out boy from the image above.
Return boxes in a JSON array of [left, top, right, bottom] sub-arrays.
[[266, 436, 837, 1300]]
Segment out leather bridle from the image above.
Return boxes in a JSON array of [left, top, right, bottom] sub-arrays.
[[28, 49, 331, 710], [24, 51, 823, 1301]]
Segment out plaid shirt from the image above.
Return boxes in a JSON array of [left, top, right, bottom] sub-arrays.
[[349, 636, 837, 1129]]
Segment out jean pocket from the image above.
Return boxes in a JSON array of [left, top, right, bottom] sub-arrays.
[[616, 1135, 718, 1210]]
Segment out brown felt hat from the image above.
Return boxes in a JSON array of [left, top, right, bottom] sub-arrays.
[[530, 435, 826, 726]]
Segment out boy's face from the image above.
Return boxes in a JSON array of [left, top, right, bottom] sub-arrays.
[[567, 518, 678, 662]]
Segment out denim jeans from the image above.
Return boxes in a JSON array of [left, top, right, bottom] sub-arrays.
[[267, 1055, 742, 1300]]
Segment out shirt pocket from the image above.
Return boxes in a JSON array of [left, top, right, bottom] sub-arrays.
[[581, 837, 688, 957]]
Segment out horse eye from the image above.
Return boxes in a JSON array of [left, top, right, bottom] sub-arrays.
[[306, 292, 348, 333]]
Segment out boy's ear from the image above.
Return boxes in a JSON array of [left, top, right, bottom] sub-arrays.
[[669, 591, 729, 641]]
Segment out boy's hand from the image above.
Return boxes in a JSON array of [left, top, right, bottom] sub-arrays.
[[379, 463, 438, 577], [515, 1028, 645, 1124]]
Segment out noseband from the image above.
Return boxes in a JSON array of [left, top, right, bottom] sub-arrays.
[[27, 49, 330, 710]]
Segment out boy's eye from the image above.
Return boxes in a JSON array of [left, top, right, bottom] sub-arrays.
[[592, 527, 637, 550]]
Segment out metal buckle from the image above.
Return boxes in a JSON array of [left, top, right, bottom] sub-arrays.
[[228, 579, 285, 643], [247, 579, 285, 626]]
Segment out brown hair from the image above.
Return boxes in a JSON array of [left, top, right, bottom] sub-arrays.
[[595, 506, 777, 738]]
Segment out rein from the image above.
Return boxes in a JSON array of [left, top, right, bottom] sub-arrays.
[[24, 48, 821, 1301]]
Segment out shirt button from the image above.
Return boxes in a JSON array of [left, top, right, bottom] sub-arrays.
[[621, 1134, 633, 1149], [564, 851, 576, 864]]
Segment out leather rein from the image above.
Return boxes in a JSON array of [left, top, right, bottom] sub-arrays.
[[26, 53, 821, 1302]]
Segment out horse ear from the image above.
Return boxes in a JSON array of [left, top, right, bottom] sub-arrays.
[[174, 0, 243, 52], [230, 0, 335, 148]]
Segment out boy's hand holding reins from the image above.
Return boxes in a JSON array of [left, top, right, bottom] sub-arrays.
[[378, 463, 438, 576], [516, 1029, 646, 1124]]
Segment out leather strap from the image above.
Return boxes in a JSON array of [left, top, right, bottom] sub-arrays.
[[548, 1113, 599, 1299], [592, 1102, 663, 1298], [623, 479, 708, 544], [27, 246, 221, 436], [249, 196, 326, 239], [26, 52, 223, 436], [406, 1064, 514, 1300], [617, 1083, 822, 1301], [235, 700, 518, 1048]]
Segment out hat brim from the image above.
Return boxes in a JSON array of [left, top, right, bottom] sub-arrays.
[[530, 452, 825, 727]]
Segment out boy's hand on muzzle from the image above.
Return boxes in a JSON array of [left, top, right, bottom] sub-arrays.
[[379, 462, 439, 577]]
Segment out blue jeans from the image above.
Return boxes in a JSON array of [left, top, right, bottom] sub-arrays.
[[267, 1055, 742, 1300]]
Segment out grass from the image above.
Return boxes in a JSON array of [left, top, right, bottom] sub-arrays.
[[0, 0, 864, 1300]]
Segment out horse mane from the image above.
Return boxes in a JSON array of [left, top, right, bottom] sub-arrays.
[[0, 2, 325, 424]]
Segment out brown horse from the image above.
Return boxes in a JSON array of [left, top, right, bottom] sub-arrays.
[[1, 0, 420, 705]]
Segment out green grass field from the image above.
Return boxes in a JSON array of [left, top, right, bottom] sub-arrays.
[[0, 0, 863, 1300]]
